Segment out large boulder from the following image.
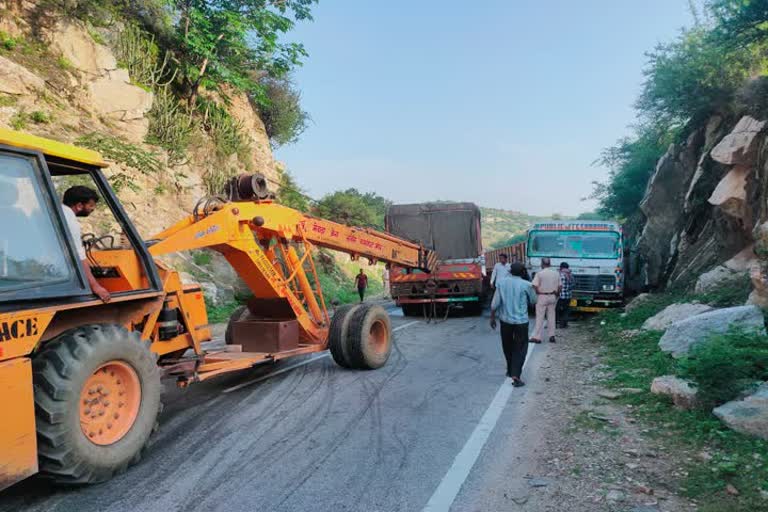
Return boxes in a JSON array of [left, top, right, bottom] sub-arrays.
[[87, 69, 153, 142], [625, 293, 653, 313], [694, 265, 749, 295], [714, 382, 768, 440], [0, 56, 45, 96], [710, 116, 766, 166], [49, 21, 117, 77], [651, 375, 698, 409], [658, 305, 766, 358], [641, 303, 714, 331], [708, 165, 750, 220]]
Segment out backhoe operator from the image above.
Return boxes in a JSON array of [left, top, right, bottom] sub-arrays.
[[62, 186, 111, 303]]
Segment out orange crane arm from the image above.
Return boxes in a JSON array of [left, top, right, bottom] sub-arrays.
[[147, 184, 436, 346]]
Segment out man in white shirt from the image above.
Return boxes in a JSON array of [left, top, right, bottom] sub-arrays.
[[62, 186, 111, 302], [490, 253, 510, 289]]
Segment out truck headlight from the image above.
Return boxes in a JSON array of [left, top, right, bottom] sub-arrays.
[[602, 284, 615, 291]]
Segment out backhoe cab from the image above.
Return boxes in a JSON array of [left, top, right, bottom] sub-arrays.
[[0, 129, 436, 490]]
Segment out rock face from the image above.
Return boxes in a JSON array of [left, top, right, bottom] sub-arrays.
[[48, 21, 118, 77], [714, 382, 768, 440], [0, 56, 45, 95], [627, 113, 761, 293], [651, 375, 698, 409], [708, 165, 749, 220], [710, 116, 766, 166], [658, 305, 766, 357], [694, 265, 748, 295], [641, 303, 714, 331], [87, 69, 153, 142]]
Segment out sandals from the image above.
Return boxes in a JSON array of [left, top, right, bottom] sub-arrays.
[[511, 378, 526, 387], [530, 338, 542, 344]]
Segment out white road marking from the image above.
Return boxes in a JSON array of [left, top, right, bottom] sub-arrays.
[[222, 320, 420, 394], [421, 344, 538, 512]]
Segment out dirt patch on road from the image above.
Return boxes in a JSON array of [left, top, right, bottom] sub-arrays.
[[514, 323, 697, 512]]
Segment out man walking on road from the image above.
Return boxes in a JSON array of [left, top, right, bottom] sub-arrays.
[[490, 262, 537, 387], [557, 262, 574, 328], [354, 269, 368, 302], [531, 257, 560, 344], [490, 253, 510, 288]]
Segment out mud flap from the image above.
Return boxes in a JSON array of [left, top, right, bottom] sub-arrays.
[[0, 358, 38, 491]]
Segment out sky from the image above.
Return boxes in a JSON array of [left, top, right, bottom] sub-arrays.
[[275, 0, 694, 216]]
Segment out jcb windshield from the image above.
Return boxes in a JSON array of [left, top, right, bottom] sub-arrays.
[[527, 231, 620, 259]]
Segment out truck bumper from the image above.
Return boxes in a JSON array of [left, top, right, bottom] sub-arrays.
[[569, 296, 624, 313], [396, 296, 480, 305], [0, 357, 38, 491]]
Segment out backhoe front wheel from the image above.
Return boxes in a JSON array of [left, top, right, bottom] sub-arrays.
[[33, 324, 162, 484]]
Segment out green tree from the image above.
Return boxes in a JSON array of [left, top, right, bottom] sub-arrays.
[[170, 0, 316, 106], [259, 76, 310, 147], [592, 122, 674, 220], [314, 189, 392, 229], [315, 191, 375, 227], [637, 28, 759, 126], [276, 168, 310, 212]]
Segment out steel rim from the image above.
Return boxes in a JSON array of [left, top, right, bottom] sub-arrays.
[[369, 319, 389, 355], [79, 361, 141, 446]]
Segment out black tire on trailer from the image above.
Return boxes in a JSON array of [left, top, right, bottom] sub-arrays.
[[345, 304, 392, 370], [328, 304, 362, 368], [32, 324, 162, 484], [225, 305, 247, 345]]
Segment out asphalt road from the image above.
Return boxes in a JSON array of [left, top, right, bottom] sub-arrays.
[[0, 306, 551, 512]]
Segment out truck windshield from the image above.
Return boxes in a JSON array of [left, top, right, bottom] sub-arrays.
[[528, 230, 620, 259]]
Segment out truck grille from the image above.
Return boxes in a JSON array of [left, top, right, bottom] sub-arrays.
[[573, 274, 616, 292]]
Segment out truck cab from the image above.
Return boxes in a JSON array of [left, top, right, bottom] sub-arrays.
[[526, 220, 624, 312]]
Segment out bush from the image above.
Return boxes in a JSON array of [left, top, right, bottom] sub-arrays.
[[257, 77, 309, 147], [637, 28, 758, 126], [276, 167, 311, 212], [314, 189, 391, 229], [76, 132, 162, 176], [592, 122, 675, 219], [146, 86, 196, 165], [678, 328, 768, 408]]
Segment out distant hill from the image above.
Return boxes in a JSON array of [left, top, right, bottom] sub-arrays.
[[480, 207, 542, 249]]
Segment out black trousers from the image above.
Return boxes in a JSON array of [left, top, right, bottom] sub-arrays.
[[556, 298, 571, 327], [358, 287, 366, 301], [500, 321, 529, 379]]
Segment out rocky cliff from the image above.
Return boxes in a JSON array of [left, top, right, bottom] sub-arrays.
[[0, 4, 279, 238], [628, 107, 768, 306]]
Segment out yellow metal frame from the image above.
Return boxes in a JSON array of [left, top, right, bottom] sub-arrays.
[[0, 128, 107, 167]]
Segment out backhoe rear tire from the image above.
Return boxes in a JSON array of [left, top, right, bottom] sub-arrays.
[[32, 324, 162, 484], [328, 304, 362, 368], [346, 304, 392, 370]]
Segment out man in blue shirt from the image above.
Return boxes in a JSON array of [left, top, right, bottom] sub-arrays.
[[490, 262, 537, 387]]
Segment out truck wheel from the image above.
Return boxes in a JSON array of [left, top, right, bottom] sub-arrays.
[[328, 304, 362, 368], [32, 324, 162, 484], [346, 304, 392, 369], [225, 306, 247, 345]]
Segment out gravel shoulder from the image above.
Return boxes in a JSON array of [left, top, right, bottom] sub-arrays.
[[455, 320, 698, 512]]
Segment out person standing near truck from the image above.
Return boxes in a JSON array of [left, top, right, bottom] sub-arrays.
[[490, 253, 510, 288], [557, 262, 574, 328], [490, 262, 537, 387], [354, 269, 368, 302], [531, 257, 560, 343]]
